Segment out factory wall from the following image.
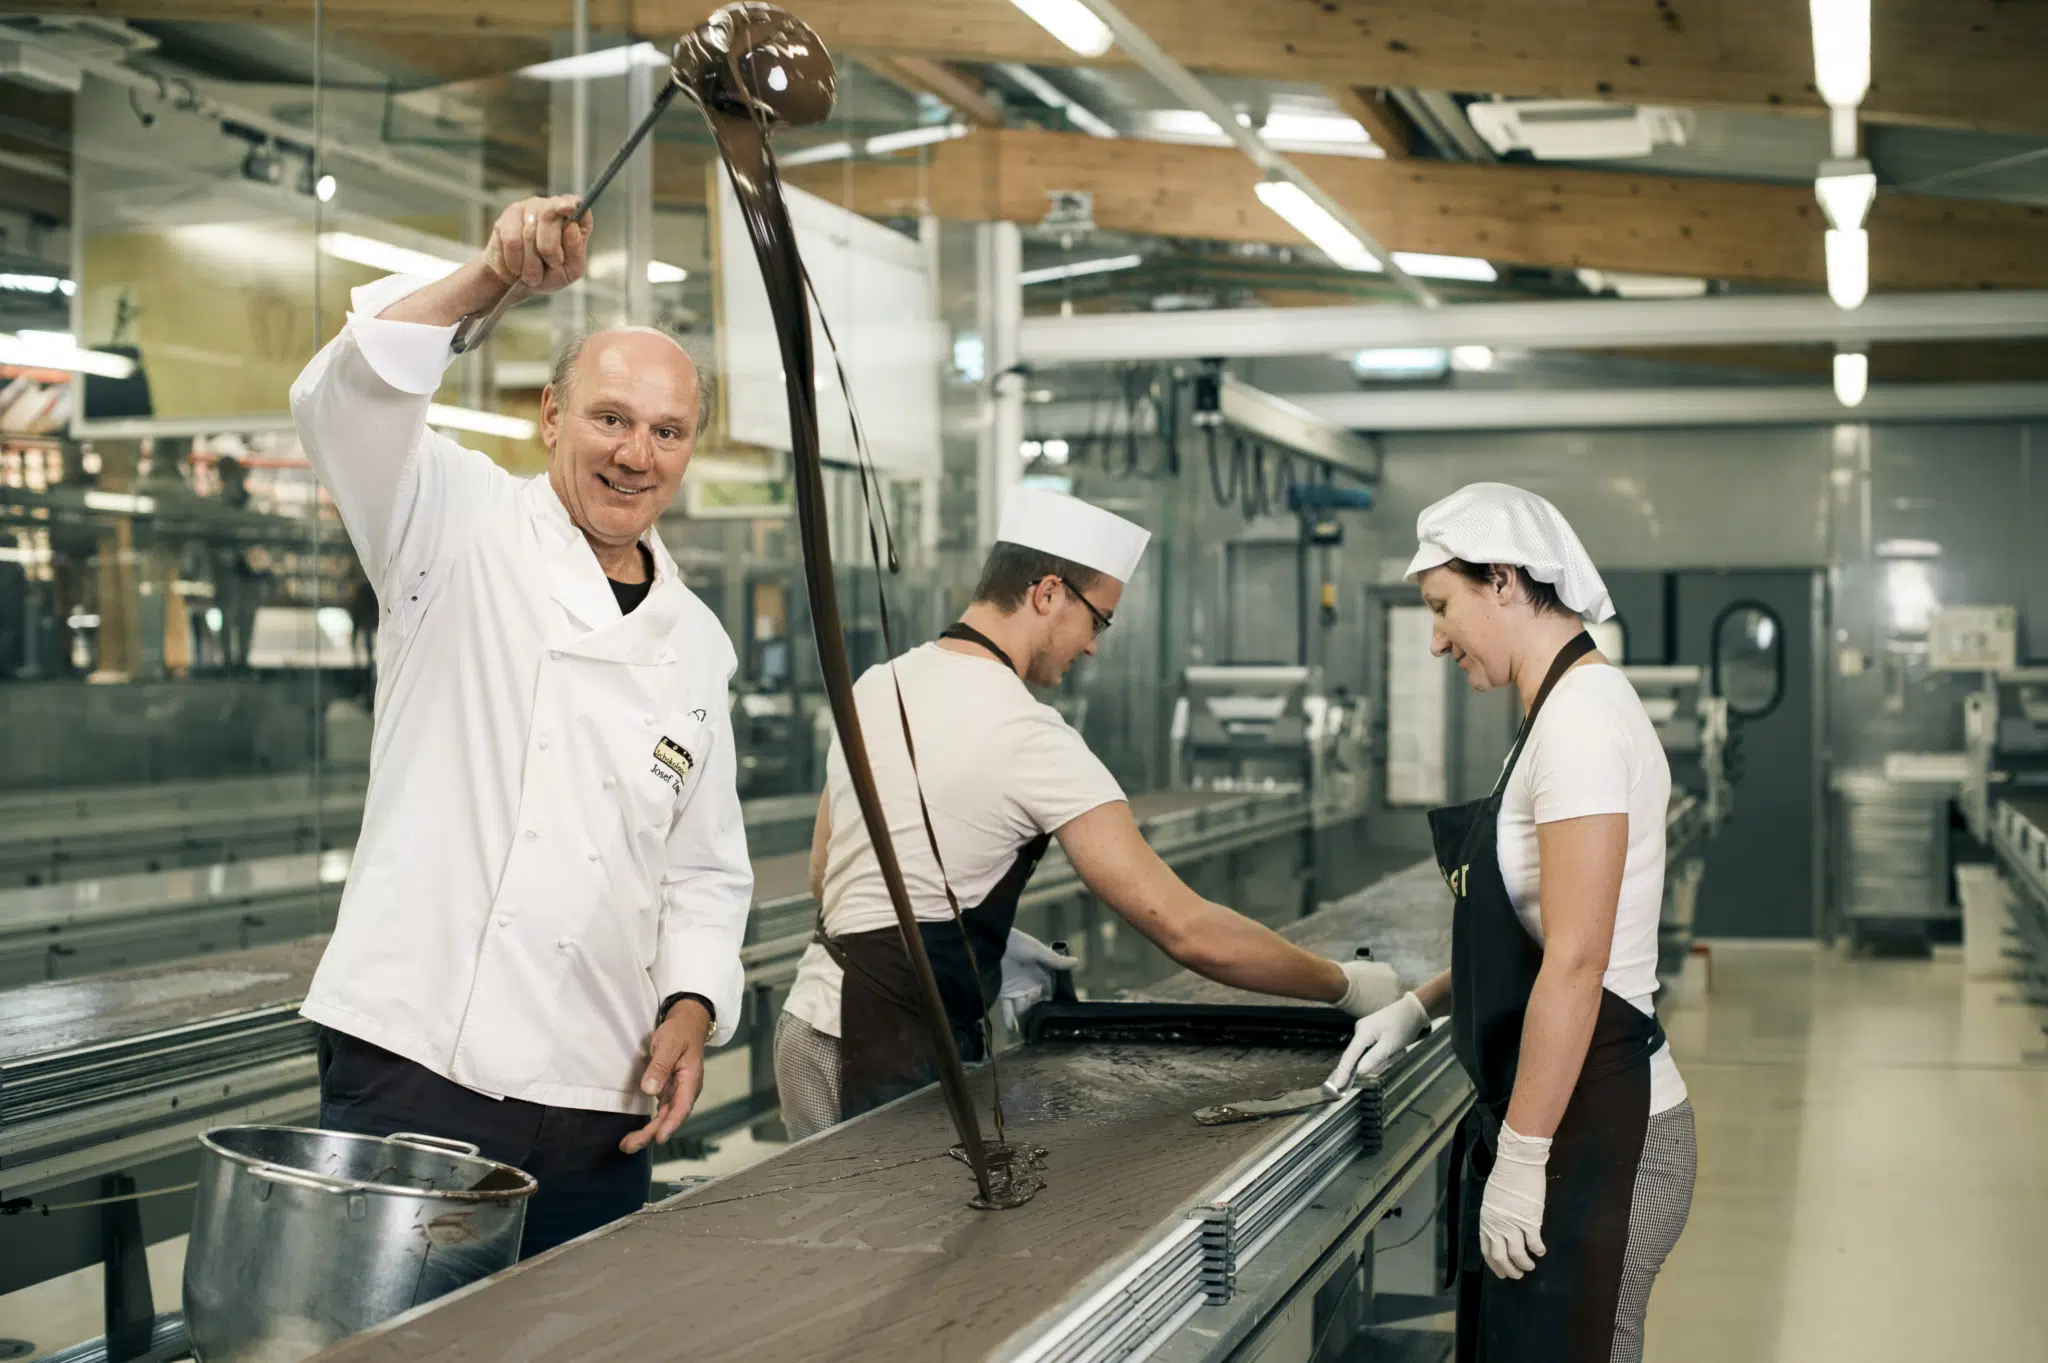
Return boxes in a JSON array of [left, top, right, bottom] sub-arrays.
[[1374, 419, 2048, 769]]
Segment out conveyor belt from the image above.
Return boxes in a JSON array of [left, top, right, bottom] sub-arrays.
[[1990, 797, 2048, 1038], [0, 772, 371, 888], [0, 796, 827, 987], [0, 788, 1302, 1196], [312, 853, 1461, 1363]]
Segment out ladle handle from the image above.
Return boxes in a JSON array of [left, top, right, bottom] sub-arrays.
[[450, 78, 683, 355]]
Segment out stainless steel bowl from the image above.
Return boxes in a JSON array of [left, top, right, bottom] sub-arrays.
[[183, 1125, 536, 1363]]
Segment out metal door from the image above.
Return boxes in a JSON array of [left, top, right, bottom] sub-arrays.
[[1675, 571, 1824, 937]]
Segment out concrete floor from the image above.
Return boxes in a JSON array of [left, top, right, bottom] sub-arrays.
[[3, 942, 2042, 1361], [1647, 941, 2048, 1363]]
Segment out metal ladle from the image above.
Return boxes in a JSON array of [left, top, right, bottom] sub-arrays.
[[447, 76, 684, 355]]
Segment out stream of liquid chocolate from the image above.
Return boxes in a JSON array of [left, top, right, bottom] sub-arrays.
[[668, 4, 1025, 1209]]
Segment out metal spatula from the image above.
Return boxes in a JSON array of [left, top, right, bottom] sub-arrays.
[[1194, 1080, 1342, 1126]]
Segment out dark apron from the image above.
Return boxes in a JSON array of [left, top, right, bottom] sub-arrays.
[[816, 622, 1051, 1123], [1431, 631, 1667, 1363]]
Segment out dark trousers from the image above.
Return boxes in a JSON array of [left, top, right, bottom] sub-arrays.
[[316, 1029, 653, 1260]]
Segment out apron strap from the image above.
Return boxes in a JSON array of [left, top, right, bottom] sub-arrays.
[[937, 622, 1021, 676], [1490, 630, 1599, 798]]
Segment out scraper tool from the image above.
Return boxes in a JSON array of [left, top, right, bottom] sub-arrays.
[[1193, 1080, 1343, 1126]]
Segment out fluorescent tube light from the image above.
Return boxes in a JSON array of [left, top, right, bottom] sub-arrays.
[[1833, 350, 1868, 407], [519, 42, 670, 82], [1809, 0, 1871, 109], [84, 490, 157, 515], [0, 272, 71, 295], [1390, 252, 1498, 283], [1825, 228, 1869, 309], [1450, 345, 1496, 372], [863, 122, 968, 155], [1007, 0, 1115, 59], [1255, 179, 1378, 271], [0, 332, 137, 378], [1815, 159, 1876, 231], [646, 260, 689, 284], [319, 232, 465, 280], [1020, 253, 1145, 286], [1352, 347, 1450, 379], [777, 140, 855, 167], [427, 404, 537, 440]]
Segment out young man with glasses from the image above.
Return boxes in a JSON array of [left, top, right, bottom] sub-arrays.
[[774, 488, 1399, 1137]]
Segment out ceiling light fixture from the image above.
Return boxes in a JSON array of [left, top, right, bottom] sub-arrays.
[[318, 232, 465, 280], [315, 172, 337, 203], [1006, 0, 1115, 59], [518, 42, 670, 82], [1815, 159, 1876, 231], [1019, 253, 1145, 285], [1824, 228, 1869, 310], [426, 404, 537, 440], [646, 261, 689, 284], [0, 272, 72, 295], [1388, 252, 1498, 283], [1450, 344, 1496, 372], [863, 122, 971, 155], [1833, 348, 1868, 408], [1809, 0, 1871, 152], [0, 331, 137, 379], [1255, 178, 1378, 271]]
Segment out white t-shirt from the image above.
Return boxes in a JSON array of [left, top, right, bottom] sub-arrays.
[[1495, 663, 1687, 1115], [782, 643, 1127, 1037]]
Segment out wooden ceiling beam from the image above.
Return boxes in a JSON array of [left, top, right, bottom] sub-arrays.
[[770, 129, 2047, 291], [857, 54, 1004, 127], [14, 1, 2045, 133], [1324, 86, 1416, 160]]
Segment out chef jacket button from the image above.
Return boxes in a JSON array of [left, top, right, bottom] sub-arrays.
[[538, 735, 550, 750], [643, 715, 656, 727], [603, 776, 618, 790], [586, 847, 599, 861], [524, 829, 538, 841], [557, 937, 574, 951], [496, 915, 512, 928], [550, 649, 563, 660]]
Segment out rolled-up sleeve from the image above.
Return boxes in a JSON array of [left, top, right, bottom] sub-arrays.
[[651, 661, 754, 1047], [288, 273, 465, 588]]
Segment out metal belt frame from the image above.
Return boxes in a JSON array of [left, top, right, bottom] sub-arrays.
[[1002, 1027, 1452, 1363]]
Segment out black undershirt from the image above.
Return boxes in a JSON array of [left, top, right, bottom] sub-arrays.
[[607, 544, 655, 615]]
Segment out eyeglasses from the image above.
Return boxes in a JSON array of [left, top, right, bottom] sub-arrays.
[[1055, 576, 1113, 637]]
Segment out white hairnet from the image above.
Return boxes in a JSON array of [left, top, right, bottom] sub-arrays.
[[1404, 482, 1614, 623]]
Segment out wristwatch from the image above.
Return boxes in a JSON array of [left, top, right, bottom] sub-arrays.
[[658, 991, 716, 1027]]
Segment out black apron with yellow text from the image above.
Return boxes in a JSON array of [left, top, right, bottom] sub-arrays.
[[1430, 632, 1667, 1363]]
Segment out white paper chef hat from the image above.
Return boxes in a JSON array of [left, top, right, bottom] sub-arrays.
[[1404, 482, 1614, 623], [996, 486, 1152, 583]]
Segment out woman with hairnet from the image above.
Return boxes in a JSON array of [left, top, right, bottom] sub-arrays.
[[1328, 483, 1694, 1363]]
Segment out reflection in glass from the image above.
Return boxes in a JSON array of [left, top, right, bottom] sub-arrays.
[[1716, 605, 1784, 717]]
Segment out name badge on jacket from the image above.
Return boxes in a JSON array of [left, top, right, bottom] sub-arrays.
[[652, 736, 695, 795]]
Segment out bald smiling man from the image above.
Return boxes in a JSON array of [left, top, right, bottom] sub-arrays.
[[288, 196, 752, 1257]]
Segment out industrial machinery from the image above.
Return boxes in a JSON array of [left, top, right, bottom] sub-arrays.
[[1960, 668, 2048, 844], [1169, 664, 1371, 829], [1621, 665, 1733, 833], [1621, 666, 1730, 976], [4, 787, 1322, 1356]]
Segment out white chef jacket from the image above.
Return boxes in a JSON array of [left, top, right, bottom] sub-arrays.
[[291, 272, 753, 1115]]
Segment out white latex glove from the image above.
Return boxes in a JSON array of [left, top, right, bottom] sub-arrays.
[[1479, 1123, 1551, 1279], [997, 929, 1079, 1031], [1324, 991, 1429, 1091], [1335, 959, 1400, 1018]]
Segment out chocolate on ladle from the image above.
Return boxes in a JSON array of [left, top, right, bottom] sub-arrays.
[[670, 4, 1020, 1209]]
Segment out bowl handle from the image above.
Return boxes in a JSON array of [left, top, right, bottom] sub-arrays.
[[386, 1131, 483, 1158]]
